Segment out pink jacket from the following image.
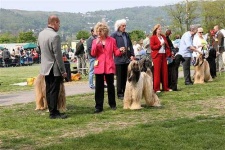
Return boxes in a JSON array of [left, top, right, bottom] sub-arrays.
[[91, 36, 122, 74]]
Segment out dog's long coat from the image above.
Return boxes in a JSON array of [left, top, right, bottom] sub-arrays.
[[123, 60, 161, 110], [34, 74, 66, 111], [194, 54, 213, 84]]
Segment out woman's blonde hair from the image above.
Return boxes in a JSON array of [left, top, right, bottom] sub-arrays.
[[152, 24, 161, 35], [94, 22, 109, 37]]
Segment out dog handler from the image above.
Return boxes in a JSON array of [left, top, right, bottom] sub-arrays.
[[38, 15, 67, 119]]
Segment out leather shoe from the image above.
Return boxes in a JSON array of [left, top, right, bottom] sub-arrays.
[[110, 106, 117, 110], [50, 113, 67, 119], [94, 109, 103, 113], [185, 82, 193, 85]]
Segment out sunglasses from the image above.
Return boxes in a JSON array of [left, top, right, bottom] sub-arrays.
[[198, 32, 204, 34]]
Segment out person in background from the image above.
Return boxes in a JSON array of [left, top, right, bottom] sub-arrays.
[[62, 49, 71, 82], [132, 41, 140, 57], [32, 49, 39, 64], [213, 25, 225, 72], [177, 24, 202, 85], [0, 49, 3, 66], [87, 28, 97, 89], [38, 15, 67, 119], [165, 29, 175, 52], [75, 38, 86, 74], [91, 22, 125, 113], [173, 35, 181, 53], [143, 33, 152, 61], [111, 19, 134, 100], [193, 27, 209, 61], [150, 24, 172, 93], [135, 41, 146, 60], [68, 48, 74, 60], [2, 48, 11, 67], [165, 29, 175, 89]]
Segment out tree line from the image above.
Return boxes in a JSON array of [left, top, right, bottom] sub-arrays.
[[0, 0, 224, 45]]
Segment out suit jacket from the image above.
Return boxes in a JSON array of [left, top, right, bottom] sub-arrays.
[[150, 34, 171, 59], [91, 36, 122, 74], [213, 30, 224, 53], [38, 27, 66, 76]]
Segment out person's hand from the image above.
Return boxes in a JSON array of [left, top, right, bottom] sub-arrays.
[[216, 52, 220, 56], [62, 72, 67, 78], [96, 38, 101, 44], [119, 47, 126, 53], [130, 56, 134, 60]]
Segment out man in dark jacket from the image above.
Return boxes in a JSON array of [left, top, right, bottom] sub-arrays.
[[2, 48, 11, 67], [75, 38, 86, 74], [165, 29, 175, 90], [111, 19, 134, 100]]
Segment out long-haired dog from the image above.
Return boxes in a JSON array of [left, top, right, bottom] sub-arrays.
[[123, 60, 161, 110], [194, 54, 213, 84], [34, 74, 66, 112]]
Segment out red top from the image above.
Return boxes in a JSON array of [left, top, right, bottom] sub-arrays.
[[150, 34, 171, 59]]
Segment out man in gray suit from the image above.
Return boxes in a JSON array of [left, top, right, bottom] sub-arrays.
[[38, 15, 67, 119]]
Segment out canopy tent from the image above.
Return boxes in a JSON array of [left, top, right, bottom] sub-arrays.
[[23, 43, 37, 49]]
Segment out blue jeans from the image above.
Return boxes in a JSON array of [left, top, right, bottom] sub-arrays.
[[89, 57, 95, 88]]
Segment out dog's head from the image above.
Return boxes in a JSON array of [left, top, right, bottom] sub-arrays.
[[139, 56, 152, 72], [127, 60, 141, 83], [174, 54, 185, 66], [194, 54, 204, 66]]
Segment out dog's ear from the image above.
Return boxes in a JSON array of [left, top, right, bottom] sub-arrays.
[[194, 56, 200, 66], [128, 72, 132, 82], [175, 54, 185, 63]]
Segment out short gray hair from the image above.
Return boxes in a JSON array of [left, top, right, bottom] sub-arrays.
[[114, 19, 126, 31], [189, 24, 201, 32]]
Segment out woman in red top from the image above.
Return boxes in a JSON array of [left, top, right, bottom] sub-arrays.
[[91, 22, 125, 113], [150, 24, 172, 93]]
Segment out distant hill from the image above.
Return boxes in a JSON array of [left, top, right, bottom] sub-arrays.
[[0, 6, 171, 40]]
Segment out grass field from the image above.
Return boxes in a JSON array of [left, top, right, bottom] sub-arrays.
[[1, 65, 225, 149]]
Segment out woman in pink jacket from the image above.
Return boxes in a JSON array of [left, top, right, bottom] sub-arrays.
[[91, 22, 126, 113]]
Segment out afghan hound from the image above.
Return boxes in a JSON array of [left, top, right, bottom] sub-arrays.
[[123, 60, 161, 110], [194, 54, 213, 84], [34, 74, 66, 112]]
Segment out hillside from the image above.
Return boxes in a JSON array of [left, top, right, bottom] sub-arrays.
[[0, 6, 170, 38]]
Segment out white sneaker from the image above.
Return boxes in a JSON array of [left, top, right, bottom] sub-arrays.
[[156, 90, 161, 93]]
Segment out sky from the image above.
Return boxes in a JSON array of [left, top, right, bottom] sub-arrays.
[[0, 0, 184, 13]]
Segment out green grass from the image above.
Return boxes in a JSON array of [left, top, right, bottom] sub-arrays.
[[1, 66, 225, 149]]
